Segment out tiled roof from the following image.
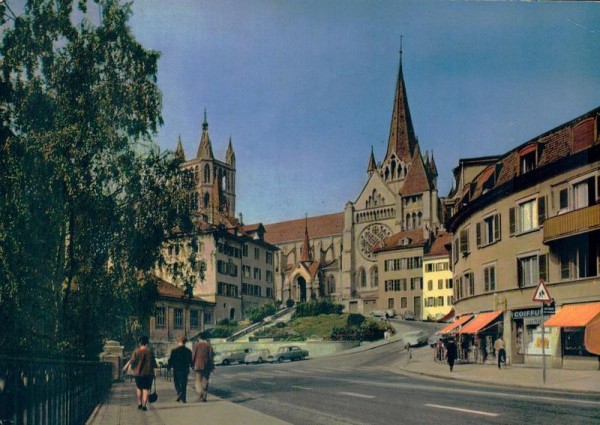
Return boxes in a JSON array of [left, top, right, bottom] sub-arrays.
[[263, 212, 344, 245], [401, 145, 431, 196], [425, 232, 451, 258], [376, 229, 427, 253], [155, 278, 208, 304]]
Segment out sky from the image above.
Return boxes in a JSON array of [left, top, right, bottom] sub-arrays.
[[19, 0, 600, 225]]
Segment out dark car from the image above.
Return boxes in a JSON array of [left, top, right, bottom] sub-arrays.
[[275, 345, 309, 362]]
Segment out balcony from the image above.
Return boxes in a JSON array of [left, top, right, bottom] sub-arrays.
[[543, 204, 600, 243]]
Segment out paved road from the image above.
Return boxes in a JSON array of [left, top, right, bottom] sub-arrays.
[[208, 325, 600, 425]]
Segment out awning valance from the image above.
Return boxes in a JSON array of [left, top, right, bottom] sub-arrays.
[[458, 310, 502, 335], [436, 315, 473, 335], [544, 302, 600, 327]]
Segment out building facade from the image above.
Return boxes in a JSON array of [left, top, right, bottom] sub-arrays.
[[263, 52, 443, 314], [447, 107, 600, 369], [157, 115, 278, 323], [422, 233, 453, 321]]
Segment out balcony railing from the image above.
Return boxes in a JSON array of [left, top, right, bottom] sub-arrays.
[[543, 204, 600, 243]]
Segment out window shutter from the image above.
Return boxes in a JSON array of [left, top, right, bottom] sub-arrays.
[[476, 222, 482, 247], [559, 188, 569, 210], [484, 267, 489, 292], [494, 214, 501, 241], [538, 196, 546, 225], [539, 254, 548, 283], [517, 258, 523, 288], [509, 207, 516, 235]]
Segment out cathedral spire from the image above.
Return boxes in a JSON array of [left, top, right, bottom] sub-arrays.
[[301, 215, 312, 262], [367, 146, 376, 176], [175, 135, 185, 161], [385, 41, 417, 164], [197, 108, 214, 160], [226, 137, 236, 167]]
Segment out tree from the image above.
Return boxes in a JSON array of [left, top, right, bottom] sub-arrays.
[[0, 0, 191, 358]]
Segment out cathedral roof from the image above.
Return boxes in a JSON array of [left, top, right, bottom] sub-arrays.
[[367, 146, 376, 174], [401, 144, 431, 196], [263, 212, 344, 245], [385, 54, 417, 164], [197, 110, 214, 160], [175, 135, 185, 161]]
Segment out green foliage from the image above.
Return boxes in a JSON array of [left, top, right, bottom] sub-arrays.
[[285, 298, 295, 308], [294, 300, 344, 318], [346, 313, 366, 327], [330, 318, 387, 342], [246, 303, 277, 324], [200, 321, 241, 339], [255, 314, 348, 341], [0, 0, 192, 358]]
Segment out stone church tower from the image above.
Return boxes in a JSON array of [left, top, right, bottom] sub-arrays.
[[177, 111, 237, 226]]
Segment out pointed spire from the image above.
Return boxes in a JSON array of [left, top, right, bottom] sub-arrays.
[[429, 150, 438, 177], [301, 214, 312, 262], [197, 109, 214, 160], [175, 135, 185, 161], [225, 137, 236, 167], [367, 146, 376, 176], [385, 41, 417, 164]]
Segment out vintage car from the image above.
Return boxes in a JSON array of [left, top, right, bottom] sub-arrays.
[[275, 345, 309, 362]]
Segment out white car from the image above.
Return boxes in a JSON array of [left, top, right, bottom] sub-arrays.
[[244, 349, 273, 364], [402, 331, 428, 347]]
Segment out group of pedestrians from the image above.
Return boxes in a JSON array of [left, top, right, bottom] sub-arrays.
[[122, 334, 215, 411], [442, 334, 506, 372]]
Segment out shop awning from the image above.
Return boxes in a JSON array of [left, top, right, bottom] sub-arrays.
[[585, 315, 600, 355], [458, 310, 502, 334], [438, 308, 455, 323], [436, 314, 473, 335], [544, 302, 600, 327]]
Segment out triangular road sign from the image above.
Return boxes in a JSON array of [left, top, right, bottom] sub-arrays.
[[533, 279, 552, 302]]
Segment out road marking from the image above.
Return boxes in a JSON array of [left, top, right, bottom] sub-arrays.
[[338, 391, 375, 399], [259, 381, 275, 385], [425, 404, 499, 417], [291, 385, 313, 390]]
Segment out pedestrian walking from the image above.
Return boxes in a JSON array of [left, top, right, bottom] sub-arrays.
[[122, 335, 157, 411], [445, 337, 458, 372], [494, 335, 506, 369], [192, 336, 215, 402], [168, 335, 193, 403]]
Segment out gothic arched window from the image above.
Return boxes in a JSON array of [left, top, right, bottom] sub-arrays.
[[203, 164, 210, 183], [371, 266, 379, 288], [204, 193, 210, 208]]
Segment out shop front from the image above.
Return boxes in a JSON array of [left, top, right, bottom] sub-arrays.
[[512, 306, 556, 366], [457, 310, 503, 364], [544, 302, 600, 370]]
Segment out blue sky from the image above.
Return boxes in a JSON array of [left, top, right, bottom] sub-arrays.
[[127, 1, 599, 225]]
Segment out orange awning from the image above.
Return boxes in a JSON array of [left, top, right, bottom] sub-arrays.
[[458, 310, 502, 334], [544, 302, 600, 327], [436, 315, 473, 335]]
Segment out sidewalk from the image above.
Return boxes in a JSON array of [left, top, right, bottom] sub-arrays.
[[87, 376, 291, 425], [397, 345, 600, 395]]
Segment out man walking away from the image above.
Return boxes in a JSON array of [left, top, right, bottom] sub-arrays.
[[494, 335, 506, 369], [168, 335, 193, 403], [192, 336, 215, 402], [445, 337, 458, 372]]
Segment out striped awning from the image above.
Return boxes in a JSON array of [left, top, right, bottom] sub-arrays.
[[436, 315, 473, 335], [458, 310, 502, 335]]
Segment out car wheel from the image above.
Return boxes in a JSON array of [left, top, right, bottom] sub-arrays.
[[258, 358, 263, 364], [278, 357, 284, 363], [222, 359, 229, 366]]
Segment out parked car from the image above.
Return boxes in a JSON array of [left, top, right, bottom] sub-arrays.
[[275, 346, 309, 362], [214, 349, 248, 366], [371, 309, 394, 318], [155, 356, 169, 368], [402, 330, 428, 347], [244, 349, 273, 364], [402, 310, 415, 320], [385, 309, 396, 318]]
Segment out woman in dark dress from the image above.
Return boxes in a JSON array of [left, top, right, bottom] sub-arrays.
[[446, 337, 458, 372]]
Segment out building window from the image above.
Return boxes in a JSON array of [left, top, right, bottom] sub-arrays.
[[427, 280, 433, 291], [466, 272, 475, 296], [477, 213, 501, 247], [388, 298, 394, 309], [401, 297, 407, 309], [558, 236, 598, 279], [437, 296, 444, 307], [360, 268, 366, 288], [371, 266, 379, 287], [253, 268, 262, 280], [204, 311, 213, 325], [266, 251, 273, 265], [156, 307, 166, 328], [243, 244, 248, 257], [266, 287, 273, 298], [437, 279, 443, 290], [518, 255, 538, 288], [174, 308, 183, 329], [445, 279, 453, 289], [243, 265, 251, 278], [447, 295, 454, 306], [484, 264, 496, 292], [190, 310, 199, 328], [460, 228, 470, 255], [573, 176, 597, 210], [520, 151, 536, 174], [254, 247, 260, 260], [426, 263, 433, 272]]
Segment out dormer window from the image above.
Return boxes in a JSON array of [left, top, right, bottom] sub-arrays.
[[519, 144, 537, 175]]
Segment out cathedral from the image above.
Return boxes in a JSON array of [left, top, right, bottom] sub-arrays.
[[263, 52, 444, 316]]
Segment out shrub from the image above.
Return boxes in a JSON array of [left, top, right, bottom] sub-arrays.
[[246, 303, 277, 323], [275, 322, 287, 328], [346, 313, 365, 327], [286, 298, 295, 308], [294, 300, 344, 318]]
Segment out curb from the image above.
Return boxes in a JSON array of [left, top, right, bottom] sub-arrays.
[[395, 364, 600, 396]]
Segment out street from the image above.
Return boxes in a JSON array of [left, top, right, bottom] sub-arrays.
[[208, 327, 600, 424]]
